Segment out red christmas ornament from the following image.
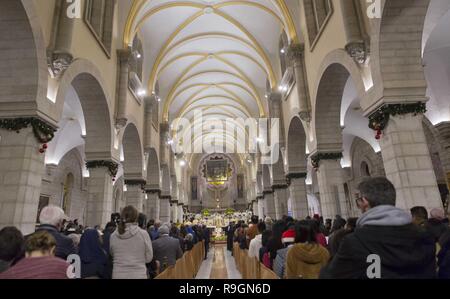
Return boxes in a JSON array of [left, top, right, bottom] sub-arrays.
[[39, 148, 45, 154], [42, 143, 48, 149]]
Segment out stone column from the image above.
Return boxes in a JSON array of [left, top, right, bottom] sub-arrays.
[[145, 189, 160, 220], [435, 122, 450, 192], [144, 95, 157, 150], [340, 0, 369, 64], [178, 203, 184, 223], [252, 200, 258, 216], [273, 185, 289, 219], [374, 110, 443, 211], [124, 180, 145, 212], [48, 0, 75, 77], [287, 173, 309, 220], [115, 49, 131, 128], [0, 126, 47, 234], [312, 153, 348, 220], [86, 162, 116, 228], [170, 201, 178, 223], [263, 191, 276, 219], [257, 196, 264, 219], [159, 196, 171, 224], [268, 92, 285, 148], [287, 44, 311, 122]]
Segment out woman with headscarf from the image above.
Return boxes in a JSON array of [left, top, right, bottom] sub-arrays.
[[79, 229, 108, 279]]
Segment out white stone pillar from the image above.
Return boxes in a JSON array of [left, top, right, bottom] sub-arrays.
[[287, 173, 309, 220], [252, 200, 258, 216], [273, 186, 289, 220], [257, 197, 265, 219], [124, 183, 144, 212], [159, 196, 171, 224], [0, 127, 45, 234], [177, 204, 183, 223], [287, 44, 311, 122], [171, 202, 178, 223], [263, 191, 276, 219], [314, 156, 348, 220], [145, 190, 159, 220], [86, 165, 114, 228], [379, 113, 443, 211]]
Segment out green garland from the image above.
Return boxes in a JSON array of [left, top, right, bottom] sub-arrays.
[[86, 160, 119, 178], [0, 117, 56, 143], [369, 102, 427, 131], [311, 152, 343, 169]]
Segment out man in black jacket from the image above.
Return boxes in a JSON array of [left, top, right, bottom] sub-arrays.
[[35, 205, 77, 260], [320, 177, 437, 279]]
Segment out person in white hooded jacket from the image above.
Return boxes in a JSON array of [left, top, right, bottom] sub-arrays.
[[248, 222, 266, 259], [110, 206, 153, 279]]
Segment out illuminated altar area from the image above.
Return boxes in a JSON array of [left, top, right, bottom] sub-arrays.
[[188, 154, 248, 213]]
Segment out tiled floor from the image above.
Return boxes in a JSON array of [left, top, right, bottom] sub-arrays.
[[195, 244, 242, 279]]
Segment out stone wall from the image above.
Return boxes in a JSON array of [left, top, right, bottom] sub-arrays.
[[41, 148, 88, 224]]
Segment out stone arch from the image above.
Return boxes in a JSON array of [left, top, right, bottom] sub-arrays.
[[350, 137, 385, 181], [370, 0, 431, 98], [287, 116, 307, 174], [313, 50, 366, 152], [146, 147, 160, 188], [0, 0, 48, 118], [121, 122, 144, 180], [55, 59, 114, 159]]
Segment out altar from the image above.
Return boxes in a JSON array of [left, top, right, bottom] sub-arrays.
[[184, 210, 253, 242]]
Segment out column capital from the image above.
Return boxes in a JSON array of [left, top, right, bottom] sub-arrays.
[[117, 48, 132, 62], [85, 160, 119, 178], [268, 92, 282, 102], [287, 43, 305, 63], [160, 195, 172, 200], [368, 102, 427, 140], [263, 190, 274, 195], [310, 152, 343, 169], [124, 179, 146, 187], [272, 184, 289, 190]]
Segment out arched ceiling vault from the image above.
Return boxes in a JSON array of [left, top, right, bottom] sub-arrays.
[[122, 0, 299, 155]]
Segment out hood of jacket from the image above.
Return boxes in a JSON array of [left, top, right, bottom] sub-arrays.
[[289, 243, 329, 264], [357, 205, 412, 227], [116, 224, 140, 240]]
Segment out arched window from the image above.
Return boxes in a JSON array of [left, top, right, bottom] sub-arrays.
[[131, 36, 144, 81], [84, 0, 115, 56], [360, 161, 371, 177], [62, 173, 74, 215], [279, 31, 289, 75], [304, 0, 333, 49]]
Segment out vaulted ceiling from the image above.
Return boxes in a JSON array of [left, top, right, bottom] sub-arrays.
[[120, 1, 299, 154]]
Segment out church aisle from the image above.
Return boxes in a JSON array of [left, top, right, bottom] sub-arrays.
[[210, 244, 228, 279]]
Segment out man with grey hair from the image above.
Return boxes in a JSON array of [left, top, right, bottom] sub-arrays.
[[152, 225, 182, 272], [320, 177, 436, 279], [34, 205, 76, 260]]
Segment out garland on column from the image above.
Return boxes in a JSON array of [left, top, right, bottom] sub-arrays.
[[369, 102, 427, 140], [310, 152, 343, 170], [0, 118, 57, 153], [86, 160, 119, 181]]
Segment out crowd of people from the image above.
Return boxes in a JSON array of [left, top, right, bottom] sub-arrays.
[[224, 177, 450, 279], [1, 177, 449, 279], [0, 205, 211, 279]]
